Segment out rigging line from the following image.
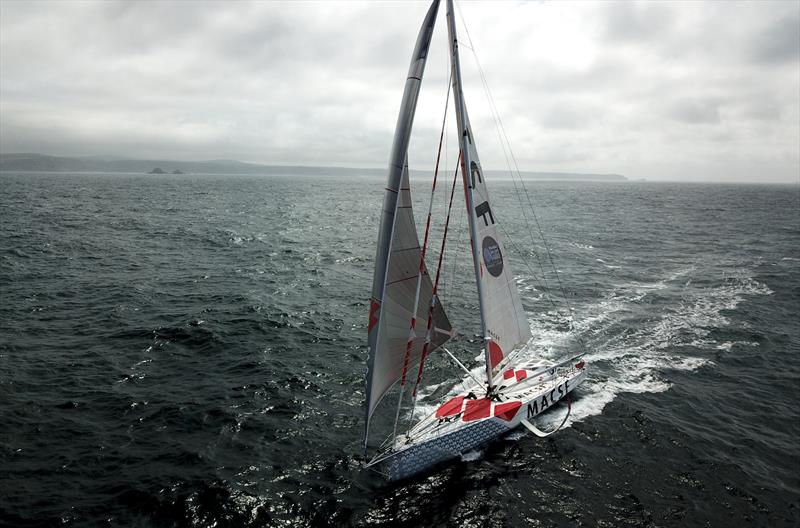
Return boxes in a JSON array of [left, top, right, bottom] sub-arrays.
[[408, 155, 462, 426], [441, 119, 463, 316], [494, 229, 563, 385], [499, 116, 586, 346], [440, 74, 452, 313], [454, 4, 555, 306], [391, 75, 452, 443], [499, 146, 556, 300], [456, 4, 586, 353], [443, 181, 465, 314], [496, 220, 561, 313], [443, 347, 484, 387], [413, 156, 460, 393], [436, 58, 451, 315], [443, 95, 462, 305]]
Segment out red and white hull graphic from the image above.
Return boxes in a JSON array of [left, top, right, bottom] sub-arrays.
[[368, 361, 587, 481]]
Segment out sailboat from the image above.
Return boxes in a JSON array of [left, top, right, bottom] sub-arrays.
[[364, 0, 587, 481]]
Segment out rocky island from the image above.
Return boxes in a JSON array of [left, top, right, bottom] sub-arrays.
[[147, 168, 184, 174]]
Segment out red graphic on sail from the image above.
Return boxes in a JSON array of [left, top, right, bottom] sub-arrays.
[[488, 341, 504, 369], [368, 299, 380, 333]]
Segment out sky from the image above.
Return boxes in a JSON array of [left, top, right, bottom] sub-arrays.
[[1, 0, 798, 183]]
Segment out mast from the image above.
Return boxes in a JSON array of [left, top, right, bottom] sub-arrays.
[[445, 0, 532, 389], [445, 0, 492, 388]]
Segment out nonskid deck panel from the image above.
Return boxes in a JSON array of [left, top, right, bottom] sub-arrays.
[[384, 419, 510, 480]]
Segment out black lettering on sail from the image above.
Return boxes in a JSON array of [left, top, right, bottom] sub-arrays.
[[475, 201, 494, 226], [470, 161, 482, 188]]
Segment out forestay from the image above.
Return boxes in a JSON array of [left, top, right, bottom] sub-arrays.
[[365, 0, 451, 445]]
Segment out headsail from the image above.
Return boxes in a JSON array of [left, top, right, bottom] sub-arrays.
[[365, 0, 450, 446], [445, 0, 531, 384]]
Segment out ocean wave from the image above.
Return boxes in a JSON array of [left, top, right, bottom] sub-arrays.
[[421, 265, 775, 437]]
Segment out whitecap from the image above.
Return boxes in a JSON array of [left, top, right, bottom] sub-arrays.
[[461, 449, 483, 462]]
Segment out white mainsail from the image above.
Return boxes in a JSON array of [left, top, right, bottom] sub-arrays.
[[365, 0, 450, 446], [445, 0, 531, 383]]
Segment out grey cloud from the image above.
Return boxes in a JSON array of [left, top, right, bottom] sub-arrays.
[[516, 58, 631, 97], [750, 9, 800, 64], [0, 0, 797, 183], [538, 102, 604, 130], [603, 1, 675, 43], [729, 97, 782, 122], [668, 98, 722, 124]]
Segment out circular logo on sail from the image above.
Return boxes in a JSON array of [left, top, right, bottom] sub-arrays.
[[482, 236, 503, 277]]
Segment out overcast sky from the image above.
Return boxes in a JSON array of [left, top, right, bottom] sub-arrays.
[[1, 1, 798, 182]]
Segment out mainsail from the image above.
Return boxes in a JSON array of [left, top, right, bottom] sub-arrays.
[[365, 0, 451, 445], [445, 0, 531, 383]]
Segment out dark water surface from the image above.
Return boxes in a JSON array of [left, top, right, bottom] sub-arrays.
[[1, 172, 798, 527]]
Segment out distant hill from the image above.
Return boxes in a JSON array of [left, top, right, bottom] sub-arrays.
[[0, 153, 628, 181], [481, 170, 627, 181], [0, 153, 384, 177]]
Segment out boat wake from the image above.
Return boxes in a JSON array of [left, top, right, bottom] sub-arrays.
[[530, 266, 772, 430], [419, 265, 773, 435]]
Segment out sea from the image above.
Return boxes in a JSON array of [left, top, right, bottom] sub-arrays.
[[1, 171, 798, 527]]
